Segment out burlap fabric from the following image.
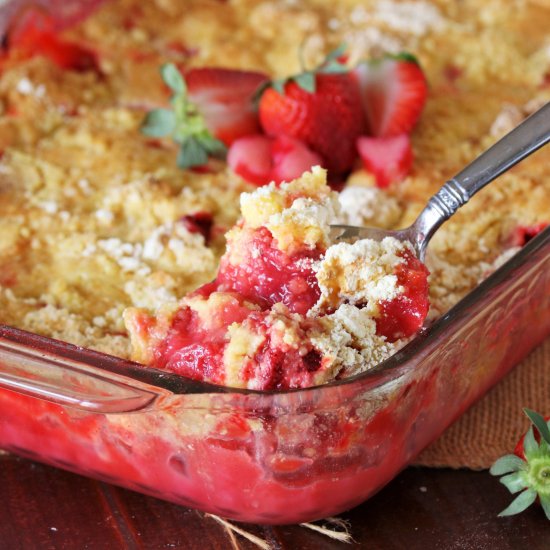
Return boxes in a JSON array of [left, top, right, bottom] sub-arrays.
[[414, 338, 550, 470]]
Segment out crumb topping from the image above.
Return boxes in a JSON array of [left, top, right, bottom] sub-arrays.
[[314, 237, 410, 316]]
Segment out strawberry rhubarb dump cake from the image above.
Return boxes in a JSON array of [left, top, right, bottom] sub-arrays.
[[0, 0, 549, 386]]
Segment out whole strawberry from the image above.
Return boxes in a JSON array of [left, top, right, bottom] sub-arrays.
[[490, 409, 550, 520], [258, 48, 366, 175]]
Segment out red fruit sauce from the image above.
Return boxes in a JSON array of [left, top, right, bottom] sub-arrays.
[[180, 212, 214, 244], [212, 227, 322, 315], [5, 8, 100, 72], [376, 251, 430, 341]]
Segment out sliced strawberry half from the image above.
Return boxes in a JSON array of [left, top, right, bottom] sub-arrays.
[[354, 53, 428, 137], [227, 135, 273, 185], [227, 134, 322, 186], [185, 67, 269, 146], [6, 7, 99, 72], [357, 134, 413, 188], [271, 135, 323, 183]]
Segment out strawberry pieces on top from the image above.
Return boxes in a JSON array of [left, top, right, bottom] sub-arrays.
[[141, 47, 429, 186], [5, 7, 99, 72], [227, 134, 322, 186], [185, 67, 269, 147], [354, 53, 428, 137], [356, 134, 413, 188]]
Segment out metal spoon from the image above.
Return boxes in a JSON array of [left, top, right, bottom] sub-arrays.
[[330, 102, 550, 261]]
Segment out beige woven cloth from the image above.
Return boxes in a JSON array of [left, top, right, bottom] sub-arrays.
[[414, 338, 550, 470]]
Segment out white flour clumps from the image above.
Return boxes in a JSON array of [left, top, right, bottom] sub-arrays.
[[314, 236, 410, 317], [337, 186, 402, 228]]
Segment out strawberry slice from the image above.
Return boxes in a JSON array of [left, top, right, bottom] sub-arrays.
[[227, 134, 322, 186], [185, 68, 269, 146], [356, 134, 413, 188], [227, 135, 273, 185], [271, 135, 323, 183], [354, 53, 428, 137], [6, 7, 99, 72]]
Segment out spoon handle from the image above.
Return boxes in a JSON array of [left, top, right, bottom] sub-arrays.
[[413, 102, 550, 255]]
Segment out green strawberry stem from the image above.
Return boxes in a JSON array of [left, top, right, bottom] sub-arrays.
[[269, 44, 349, 96], [141, 63, 226, 169], [490, 409, 550, 520]]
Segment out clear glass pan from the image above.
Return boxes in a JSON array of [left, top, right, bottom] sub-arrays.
[[1, 227, 549, 524], [1, 0, 550, 525]]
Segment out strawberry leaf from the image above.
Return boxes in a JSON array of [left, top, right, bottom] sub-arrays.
[[490, 455, 526, 476], [199, 135, 227, 158], [272, 79, 287, 95], [540, 494, 550, 521], [294, 71, 316, 93], [394, 52, 420, 65], [161, 62, 186, 94], [177, 137, 208, 169], [325, 43, 347, 63], [524, 408, 550, 445], [498, 488, 537, 517], [524, 426, 539, 456], [499, 472, 529, 494], [141, 108, 176, 137]]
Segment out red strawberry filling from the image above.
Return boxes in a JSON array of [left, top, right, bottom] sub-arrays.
[[179, 211, 214, 244], [4, 8, 100, 72], [151, 295, 253, 384], [511, 222, 548, 247], [150, 303, 325, 390], [375, 251, 430, 341], [197, 226, 322, 315]]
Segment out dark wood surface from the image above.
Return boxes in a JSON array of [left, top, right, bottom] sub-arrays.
[[0, 453, 547, 550]]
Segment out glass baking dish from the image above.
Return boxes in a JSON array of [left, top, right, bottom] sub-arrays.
[[2, 0, 550, 525], [1, 226, 549, 524]]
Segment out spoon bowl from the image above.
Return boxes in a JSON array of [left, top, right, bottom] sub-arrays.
[[331, 102, 550, 262]]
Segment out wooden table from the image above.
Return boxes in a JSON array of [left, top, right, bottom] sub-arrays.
[[1, 454, 547, 549]]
